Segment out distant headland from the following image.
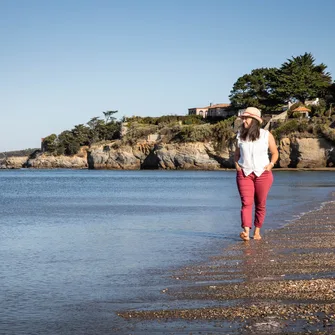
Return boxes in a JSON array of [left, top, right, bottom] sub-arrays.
[[1, 52, 334, 170]]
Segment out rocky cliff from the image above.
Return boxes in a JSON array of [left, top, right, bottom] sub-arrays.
[[0, 156, 28, 169], [87, 137, 335, 170], [24, 147, 88, 169], [278, 136, 335, 168], [1, 136, 335, 169], [87, 141, 233, 170]]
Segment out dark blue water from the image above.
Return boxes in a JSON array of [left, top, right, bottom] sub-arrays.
[[0, 169, 334, 334]]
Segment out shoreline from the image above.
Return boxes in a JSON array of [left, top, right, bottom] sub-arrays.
[[118, 197, 335, 334], [0, 166, 335, 171]]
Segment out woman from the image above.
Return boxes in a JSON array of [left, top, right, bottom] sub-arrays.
[[234, 107, 278, 241]]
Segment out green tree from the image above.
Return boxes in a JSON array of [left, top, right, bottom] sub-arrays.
[[229, 68, 283, 112], [57, 130, 80, 155], [87, 113, 122, 143], [87, 116, 102, 144], [104, 122, 121, 140], [72, 124, 90, 146], [43, 134, 57, 153], [103, 110, 118, 123], [87, 116, 101, 129], [325, 82, 335, 108], [95, 119, 110, 141], [276, 52, 332, 103]]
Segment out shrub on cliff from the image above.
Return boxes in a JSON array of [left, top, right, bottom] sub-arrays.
[[272, 120, 300, 140], [319, 127, 335, 143], [122, 124, 159, 145], [313, 120, 335, 144], [174, 124, 212, 142], [125, 114, 204, 126], [159, 125, 182, 142], [212, 117, 236, 150], [310, 99, 327, 117], [181, 115, 205, 125], [213, 118, 236, 140]]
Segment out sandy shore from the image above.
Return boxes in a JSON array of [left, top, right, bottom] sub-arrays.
[[118, 196, 335, 334]]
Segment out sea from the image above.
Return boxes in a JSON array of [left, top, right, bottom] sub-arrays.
[[0, 169, 334, 334]]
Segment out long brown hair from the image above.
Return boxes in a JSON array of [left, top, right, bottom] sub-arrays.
[[239, 118, 261, 141]]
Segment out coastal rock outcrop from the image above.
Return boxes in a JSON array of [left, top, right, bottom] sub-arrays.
[[25, 148, 88, 169], [0, 156, 28, 169], [154, 143, 227, 170], [87, 143, 141, 170], [278, 137, 335, 168], [87, 137, 335, 170], [25, 155, 87, 169], [87, 142, 234, 170], [2, 136, 335, 169]]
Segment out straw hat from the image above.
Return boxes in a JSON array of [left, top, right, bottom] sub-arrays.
[[240, 107, 262, 124]]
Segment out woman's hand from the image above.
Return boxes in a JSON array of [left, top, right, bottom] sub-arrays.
[[264, 162, 274, 171], [267, 133, 278, 171], [235, 162, 242, 172], [234, 147, 242, 172]]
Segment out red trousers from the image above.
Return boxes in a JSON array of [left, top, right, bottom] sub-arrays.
[[236, 170, 273, 229]]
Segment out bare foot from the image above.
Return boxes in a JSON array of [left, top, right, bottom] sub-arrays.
[[240, 231, 250, 241], [253, 227, 262, 240]]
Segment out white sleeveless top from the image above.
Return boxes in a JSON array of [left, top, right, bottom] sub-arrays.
[[237, 129, 270, 177]]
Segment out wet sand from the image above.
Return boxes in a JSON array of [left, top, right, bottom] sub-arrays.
[[118, 197, 335, 334]]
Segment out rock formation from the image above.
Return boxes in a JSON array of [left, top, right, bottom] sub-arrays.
[[24, 147, 88, 169], [87, 141, 233, 170], [278, 136, 335, 168], [0, 156, 28, 169], [1, 136, 334, 169]]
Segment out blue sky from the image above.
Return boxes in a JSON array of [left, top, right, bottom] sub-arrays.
[[1, 0, 334, 151]]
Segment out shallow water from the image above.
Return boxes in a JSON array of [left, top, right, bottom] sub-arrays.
[[0, 169, 334, 334]]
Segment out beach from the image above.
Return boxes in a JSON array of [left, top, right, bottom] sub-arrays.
[[118, 196, 335, 334]]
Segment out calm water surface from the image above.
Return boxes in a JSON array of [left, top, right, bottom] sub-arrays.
[[0, 169, 334, 334]]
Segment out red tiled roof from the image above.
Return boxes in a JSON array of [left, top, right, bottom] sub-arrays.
[[293, 106, 311, 112]]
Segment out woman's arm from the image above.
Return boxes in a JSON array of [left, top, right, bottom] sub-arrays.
[[265, 132, 279, 171], [234, 146, 242, 171]]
